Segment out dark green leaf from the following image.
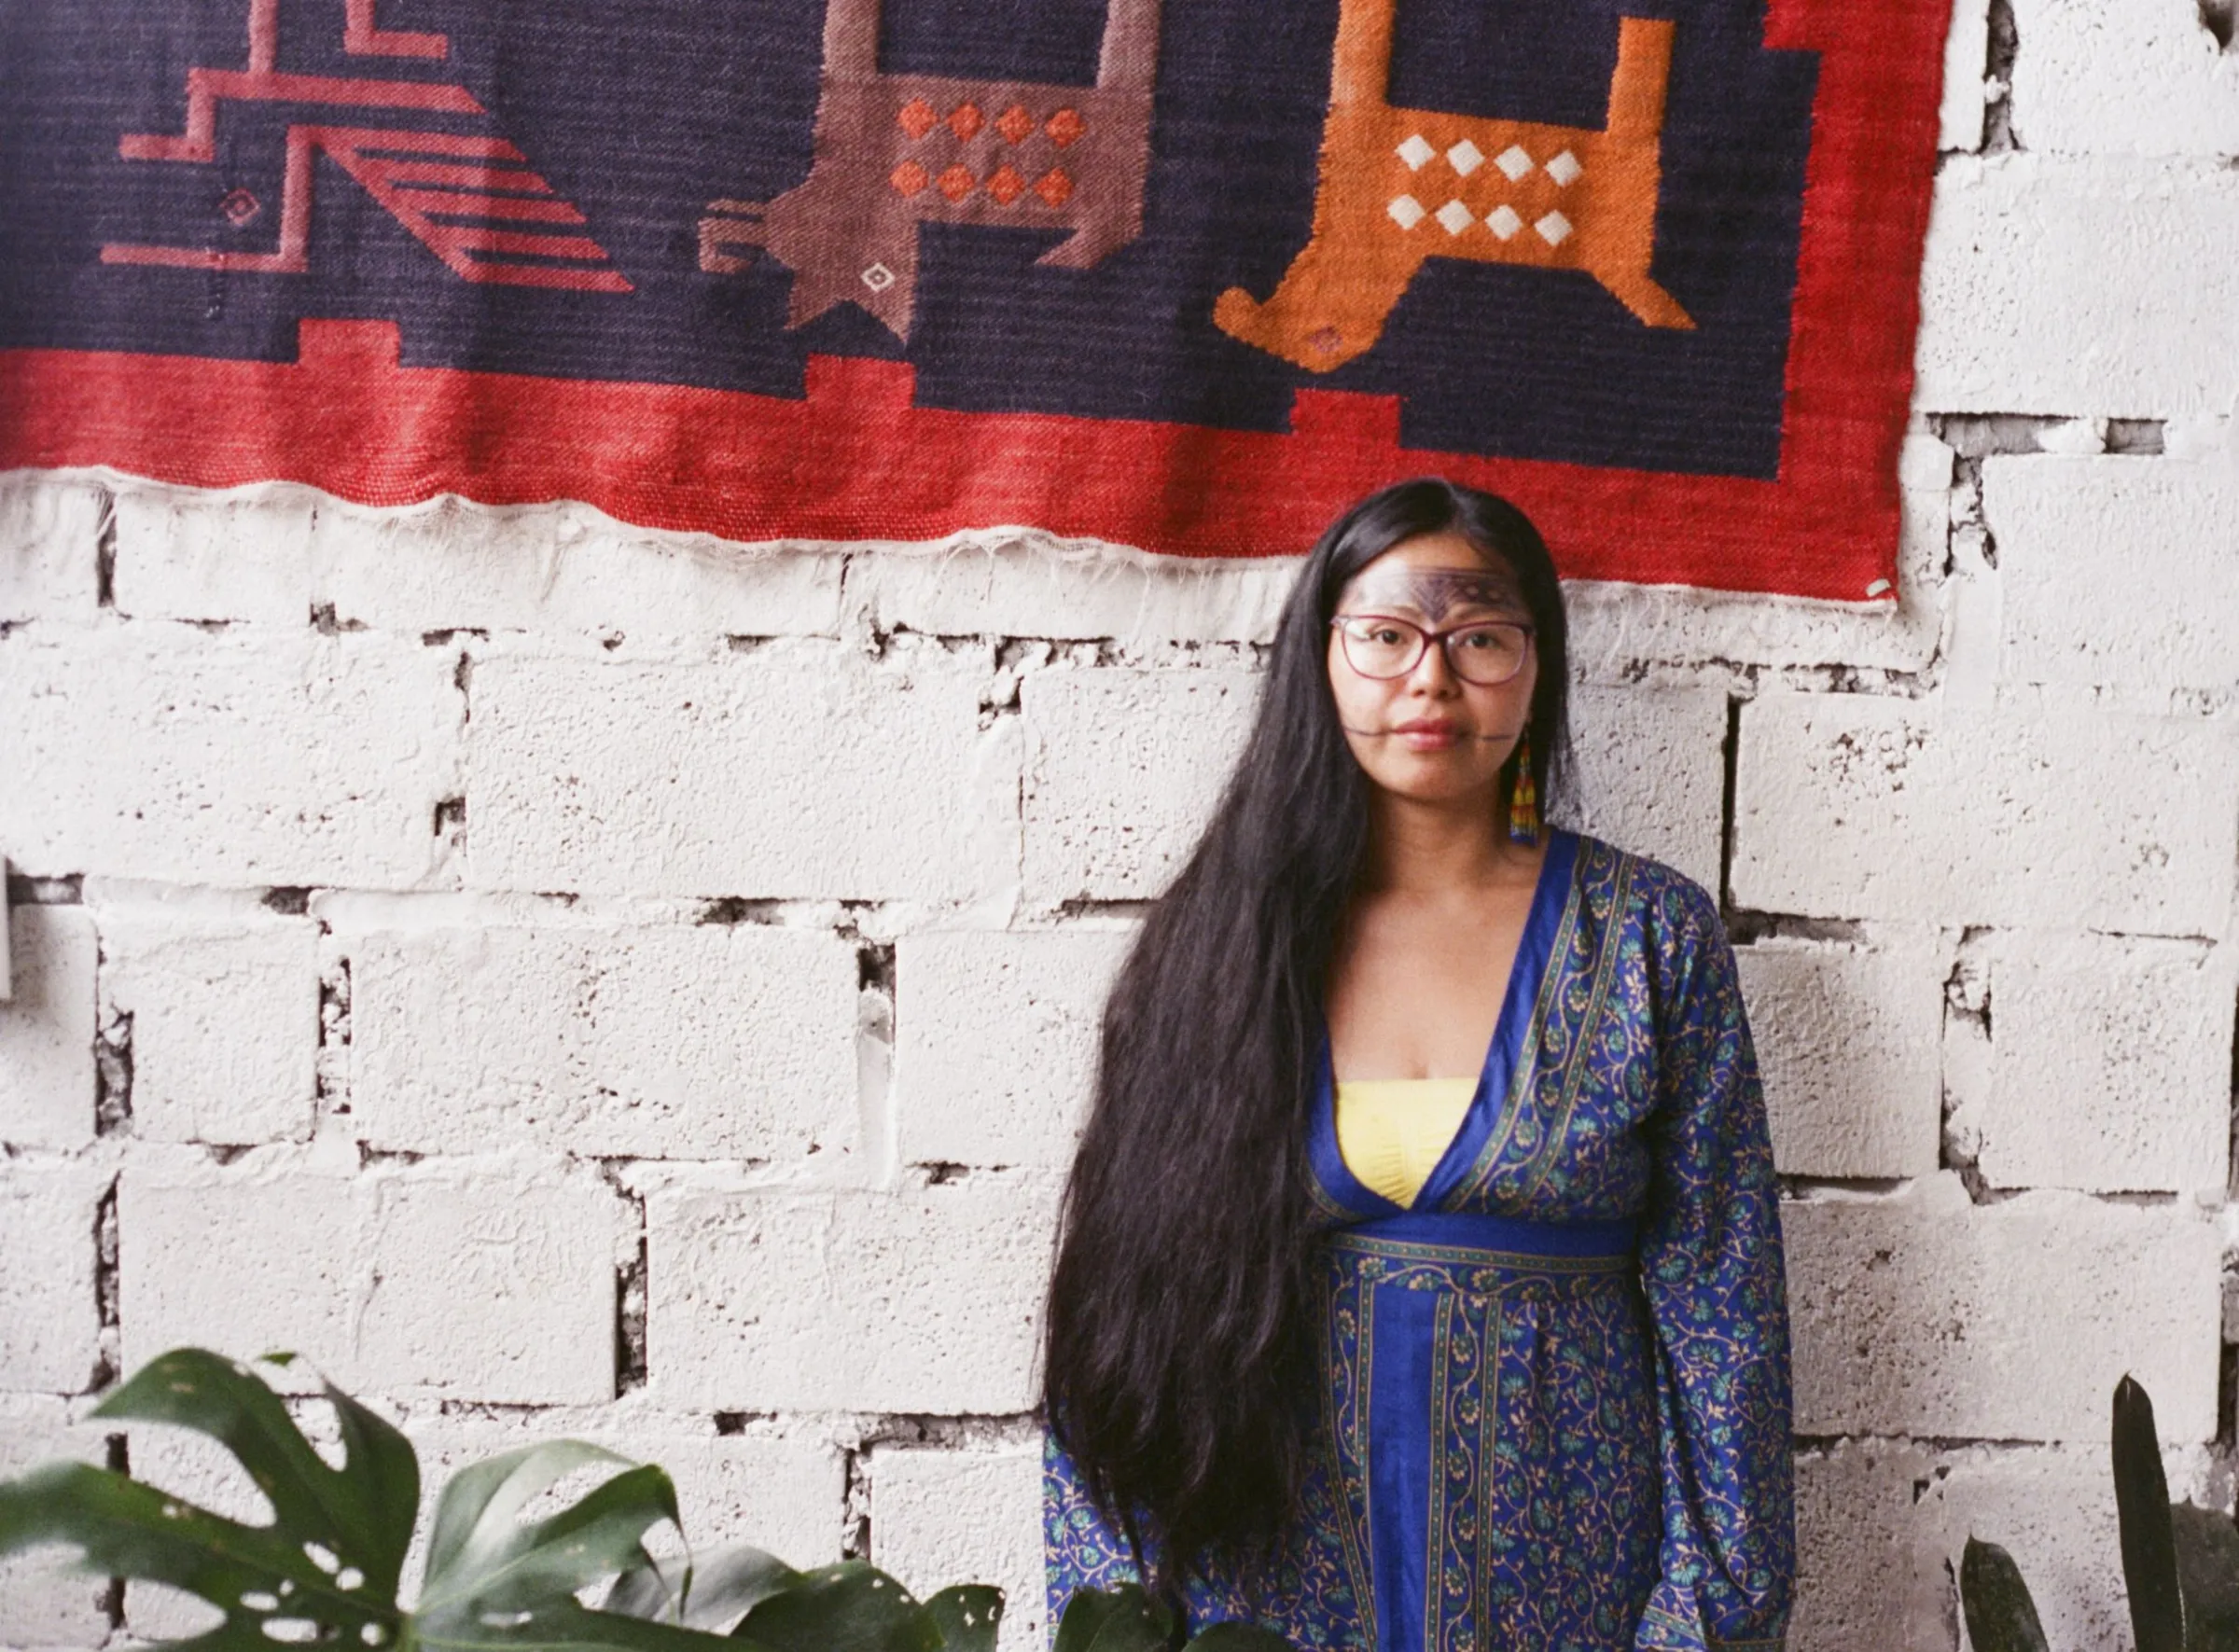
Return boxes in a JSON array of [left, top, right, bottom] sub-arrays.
[[90, 1347, 418, 1595], [676, 1547, 807, 1632], [0, 1461, 400, 1652], [1960, 1538, 2049, 1652], [419, 1446, 687, 1622], [1052, 1584, 1171, 1652], [2117, 1375, 2186, 1652], [1184, 1623, 1294, 1651], [731, 1562, 940, 1652], [923, 1584, 1005, 1652], [414, 1596, 757, 1652], [2170, 1504, 2239, 1652]]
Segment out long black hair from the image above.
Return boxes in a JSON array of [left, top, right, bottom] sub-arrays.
[[1039, 479, 1571, 1609]]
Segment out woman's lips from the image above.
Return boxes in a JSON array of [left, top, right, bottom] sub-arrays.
[[1391, 719, 1463, 750]]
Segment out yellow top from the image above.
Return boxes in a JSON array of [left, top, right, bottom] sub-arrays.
[[1333, 1077, 1477, 1208]]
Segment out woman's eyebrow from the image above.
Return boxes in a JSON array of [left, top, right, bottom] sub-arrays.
[[1343, 567, 1523, 622]]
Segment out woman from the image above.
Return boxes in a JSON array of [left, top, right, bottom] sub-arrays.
[[1040, 479, 1793, 1652]]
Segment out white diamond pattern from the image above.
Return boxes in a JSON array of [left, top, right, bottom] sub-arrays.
[[1495, 145, 1534, 181], [1485, 205, 1523, 241], [1446, 139, 1484, 176], [1397, 133, 1436, 171], [1434, 199, 1475, 235], [1388, 194, 1426, 229], [1546, 149, 1582, 186], [1535, 210, 1573, 245]]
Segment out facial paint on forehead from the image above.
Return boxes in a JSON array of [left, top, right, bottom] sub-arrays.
[[1340, 562, 1524, 624]]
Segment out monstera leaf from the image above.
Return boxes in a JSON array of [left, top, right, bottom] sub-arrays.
[[1052, 1583, 1292, 1652], [0, 1347, 1020, 1652]]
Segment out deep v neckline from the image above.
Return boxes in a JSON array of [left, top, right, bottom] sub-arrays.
[[1311, 830, 1580, 1219]]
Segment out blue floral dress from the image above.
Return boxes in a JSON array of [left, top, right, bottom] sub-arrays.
[[1045, 831, 1794, 1651]]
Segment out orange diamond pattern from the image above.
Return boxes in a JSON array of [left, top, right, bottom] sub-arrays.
[[1046, 108, 1086, 147], [948, 103, 984, 140], [897, 99, 938, 140], [1035, 168, 1074, 207], [938, 164, 977, 201], [994, 104, 1036, 145], [986, 165, 1026, 204], [889, 160, 930, 197]]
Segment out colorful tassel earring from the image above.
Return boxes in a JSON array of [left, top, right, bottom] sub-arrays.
[[1508, 730, 1540, 846]]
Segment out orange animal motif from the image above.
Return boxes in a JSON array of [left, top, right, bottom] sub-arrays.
[[1216, 0, 1690, 372]]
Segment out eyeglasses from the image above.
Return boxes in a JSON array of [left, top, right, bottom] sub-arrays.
[[1330, 615, 1534, 687]]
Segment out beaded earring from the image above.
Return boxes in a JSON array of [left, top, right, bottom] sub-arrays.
[[1508, 729, 1540, 846]]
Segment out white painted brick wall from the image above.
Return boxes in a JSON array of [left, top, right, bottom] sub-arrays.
[[1022, 668, 1257, 903], [1965, 931, 2233, 1193], [893, 928, 1133, 1169], [467, 646, 1017, 900], [1733, 691, 2237, 934], [1736, 932, 1945, 1180], [1986, 451, 2239, 695], [1787, 1174, 2222, 1440], [0, 628, 463, 888], [647, 1178, 1060, 1414], [0, 906, 98, 1150], [7, 7, 2239, 1638], [96, 910, 318, 1146], [350, 920, 858, 1160], [0, 1159, 105, 1395], [873, 1444, 1047, 1652]]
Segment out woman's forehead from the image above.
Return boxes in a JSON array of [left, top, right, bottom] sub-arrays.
[[1341, 538, 1524, 616]]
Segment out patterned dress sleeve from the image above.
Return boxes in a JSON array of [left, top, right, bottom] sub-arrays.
[[1632, 880, 1795, 1652]]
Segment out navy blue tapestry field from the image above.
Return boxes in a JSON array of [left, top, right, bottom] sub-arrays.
[[0, 0, 1947, 594]]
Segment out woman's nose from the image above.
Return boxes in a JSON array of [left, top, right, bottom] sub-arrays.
[[1408, 636, 1458, 692]]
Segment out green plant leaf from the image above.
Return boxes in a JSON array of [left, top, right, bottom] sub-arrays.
[[923, 1584, 1005, 1652], [415, 1596, 771, 1652], [2117, 1375, 2186, 1652], [605, 1544, 805, 1633], [2170, 1505, 2239, 1652], [1184, 1624, 1294, 1651], [0, 1349, 412, 1652], [730, 1562, 942, 1652], [1052, 1584, 1172, 1652], [1959, 1538, 2050, 1652]]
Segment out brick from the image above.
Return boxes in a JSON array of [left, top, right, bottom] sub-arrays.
[[1986, 453, 2239, 694], [0, 479, 103, 624], [1964, 932, 2233, 1194], [1914, 155, 2239, 418], [648, 1177, 1059, 1413], [1552, 684, 1726, 893], [400, 1413, 844, 1589], [120, 1152, 622, 1404], [856, 540, 1293, 646], [1732, 692, 2236, 934], [1021, 669, 1257, 902], [468, 646, 1013, 899], [313, 498, 843, 639], [0, 1159, 104, 1395], [1786, 1175, 2220, 1439], [110, 490, 315, 625], [99, 913, 318, 1146], [0, 906, 97, 1150], [873, 1444, 1046, 1652], [0, 1394, 111, 1647], [1735, 933, 1943, 1180], [0, 627, 463, 887], [893, 928, 1133, 1169], [351, 922, 857, 1159], [1915, 1445, 2134, 1652], [1938, 0, 1992, 150], [2007, 0, 2239, 156], [1790, 1439, 1943, 1652]]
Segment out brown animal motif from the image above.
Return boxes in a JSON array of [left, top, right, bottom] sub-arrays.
[[702, 0, 1161, 340], [1215, 0, 1690, 372]]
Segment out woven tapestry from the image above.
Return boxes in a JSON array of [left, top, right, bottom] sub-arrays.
[[0, 0, 1950, 597]]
